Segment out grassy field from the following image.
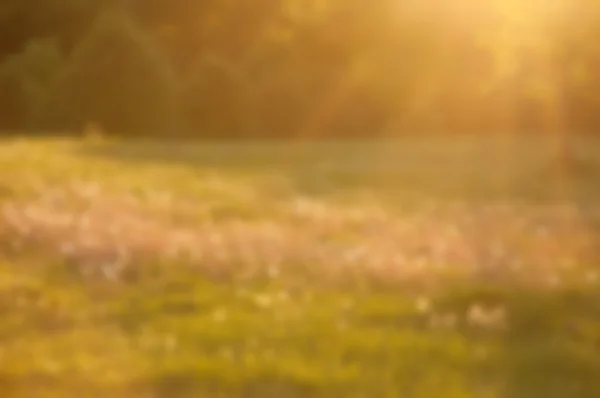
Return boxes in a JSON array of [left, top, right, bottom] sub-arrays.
[[1, 135, 600, 397]]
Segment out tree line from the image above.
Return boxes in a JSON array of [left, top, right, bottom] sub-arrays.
[[1, 0, 599, 139]]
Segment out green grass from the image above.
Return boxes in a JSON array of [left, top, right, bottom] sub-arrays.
[[1, 135, 600, 397], [0, 261, 497, 397]]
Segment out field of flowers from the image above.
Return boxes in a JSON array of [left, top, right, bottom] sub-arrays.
[[0, 136, 599, 397]]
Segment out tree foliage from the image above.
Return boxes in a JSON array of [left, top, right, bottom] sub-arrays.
[[1, 0, 600, 138], [180, 56, 256, 139], [0, 38, 64, 131], [48, 11, 176, 135]]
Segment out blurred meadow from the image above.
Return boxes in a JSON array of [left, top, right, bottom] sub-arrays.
[[0, 136, 600, 397], [3, 0, 600, 396]]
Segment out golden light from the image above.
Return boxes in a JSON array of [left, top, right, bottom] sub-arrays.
[[295, 0, 589, 139], [490, 0, 574, 27], [393, 0, 579, 38]]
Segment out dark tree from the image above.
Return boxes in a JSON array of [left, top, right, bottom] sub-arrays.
[[46, 11, 177, 135]]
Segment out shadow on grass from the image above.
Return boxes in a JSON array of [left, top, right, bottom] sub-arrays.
[[73, 139, 418, 199], [72, 137, 600, 202]]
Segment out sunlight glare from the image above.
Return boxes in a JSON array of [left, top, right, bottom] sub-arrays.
[[490, 0, 576, 31], [397, 0, 578, 33]]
